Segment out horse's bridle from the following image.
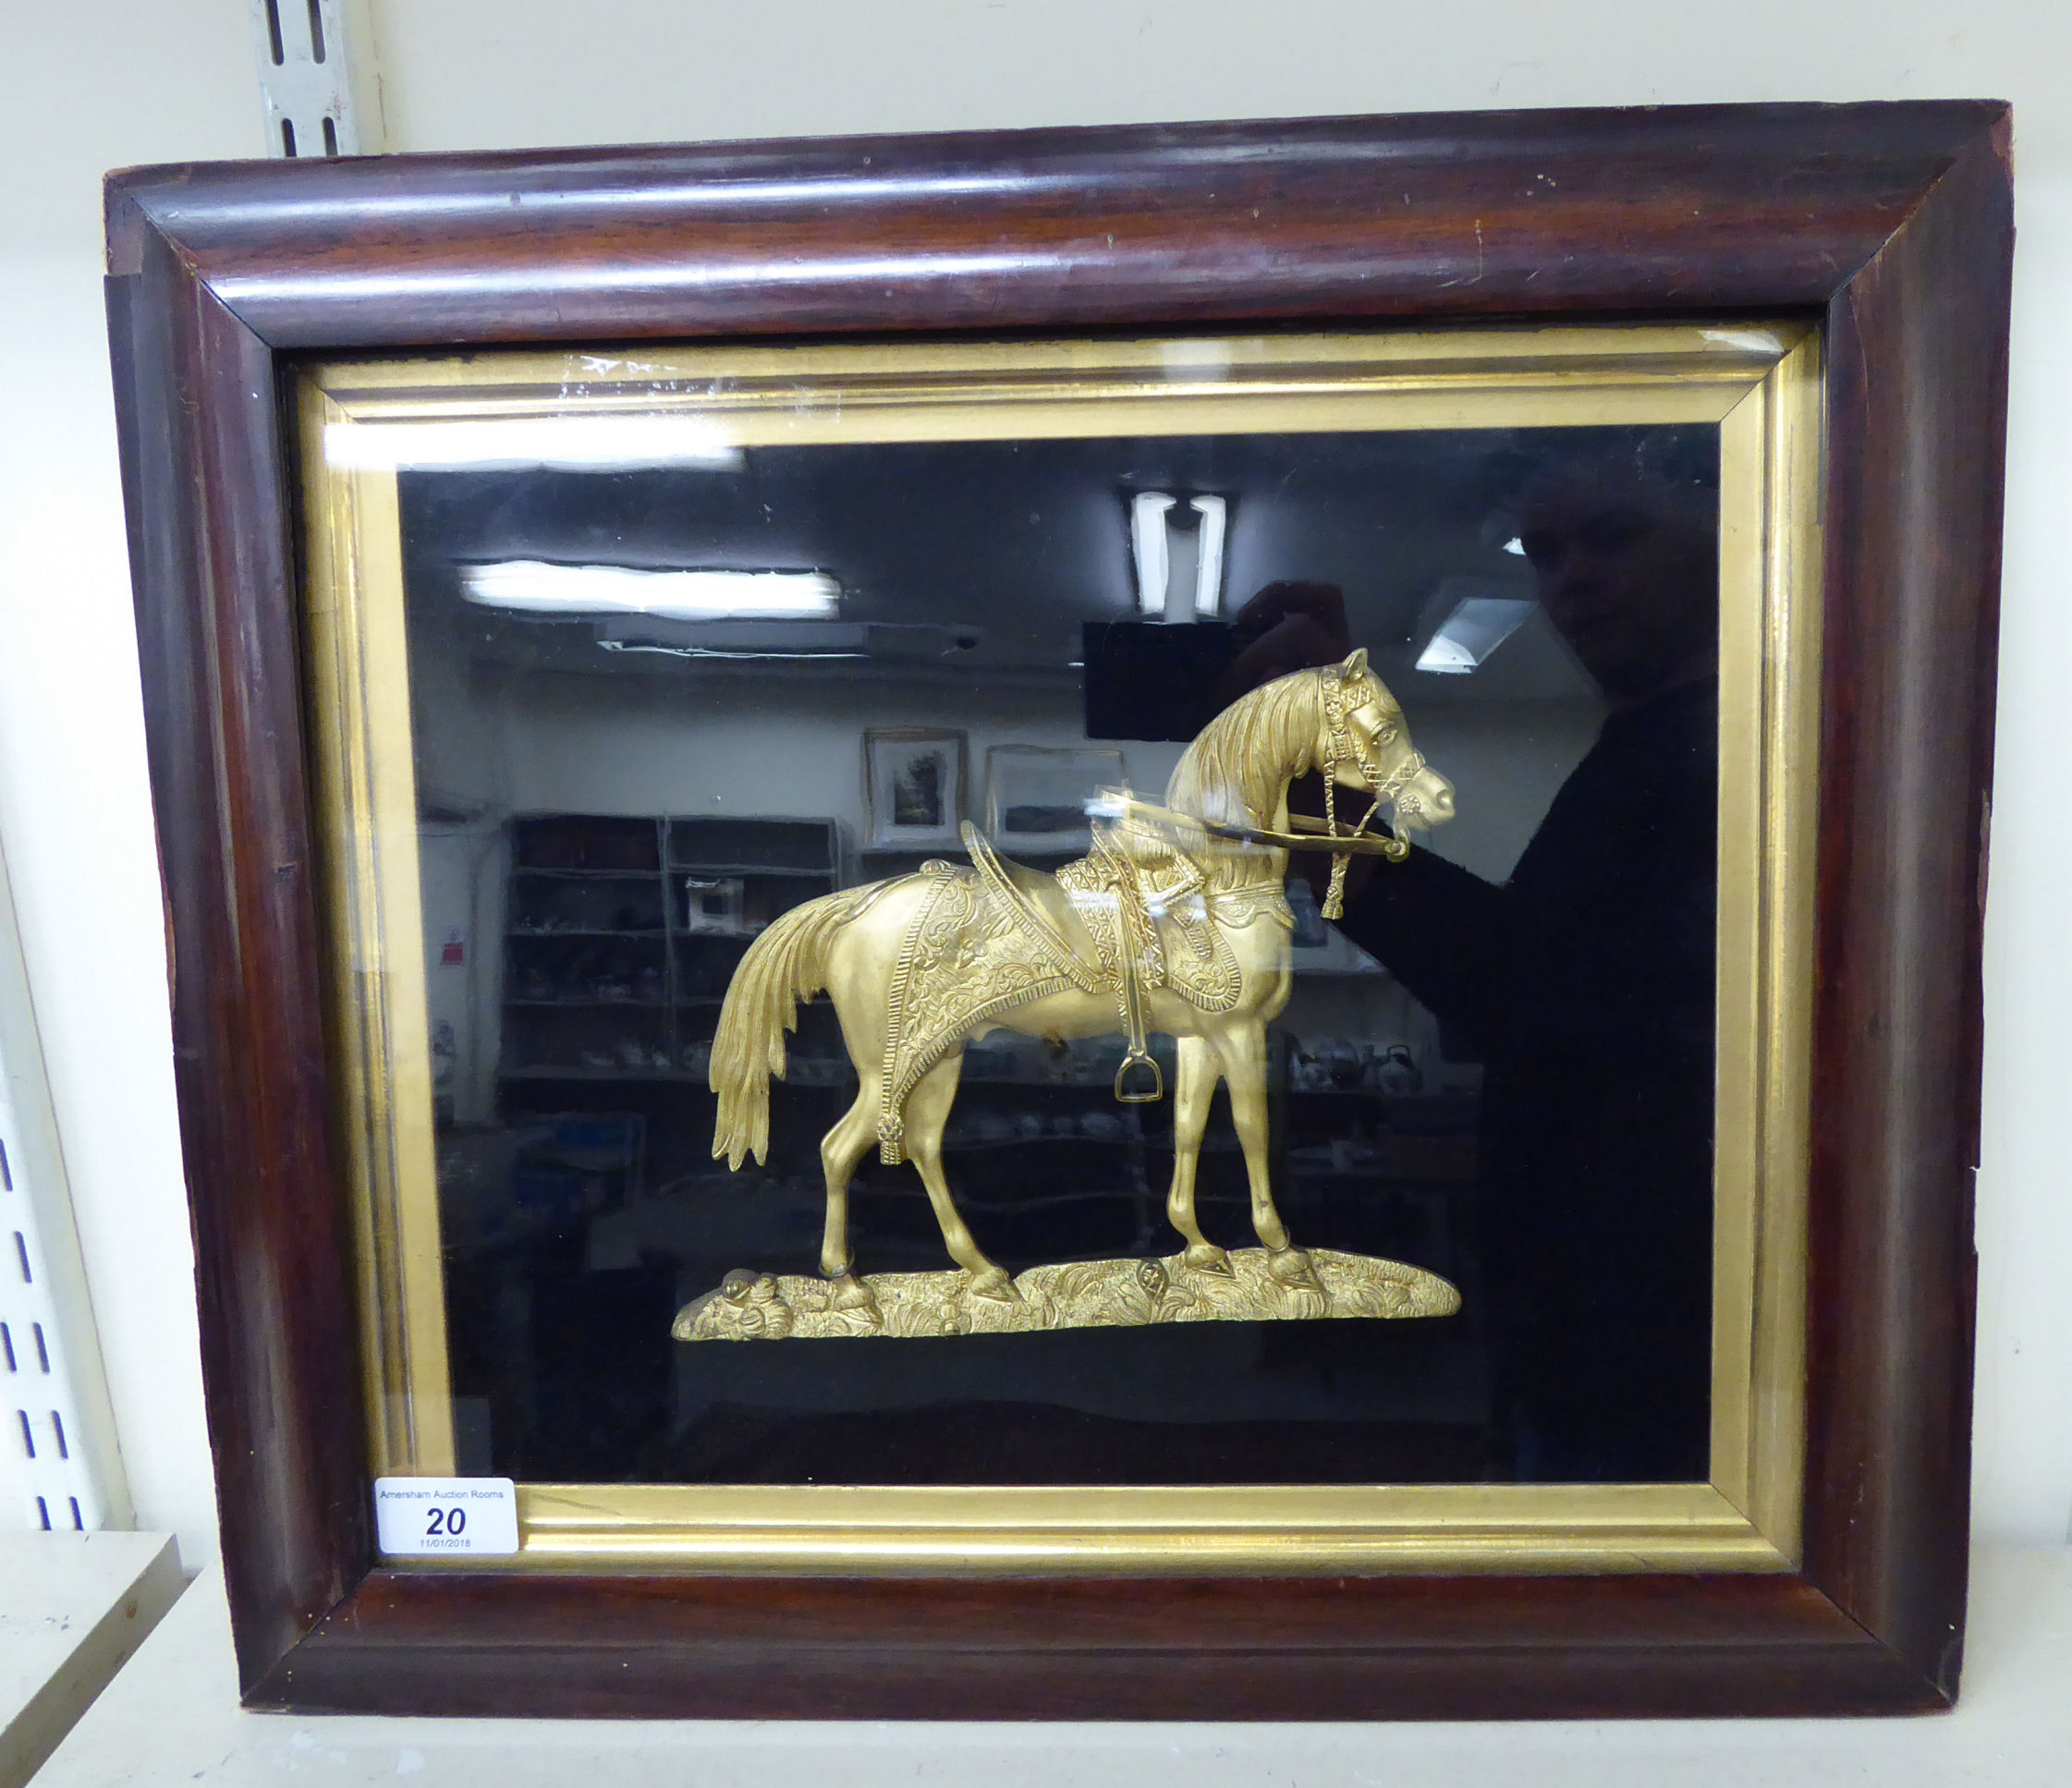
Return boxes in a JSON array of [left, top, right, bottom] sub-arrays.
[[1317, 666, 1420, 918], [1085, 665, 1425, 924]]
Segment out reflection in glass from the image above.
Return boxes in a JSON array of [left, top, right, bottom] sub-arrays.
[[398, 422, 1718, 1488]]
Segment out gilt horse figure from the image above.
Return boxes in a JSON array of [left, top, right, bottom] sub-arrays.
[[710, 651, 1455, 1312]]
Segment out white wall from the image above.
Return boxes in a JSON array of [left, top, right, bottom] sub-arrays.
[[0, 3, 261, 1562], [2, 0, 2068, 1570], [441, 663, 1591, 886]]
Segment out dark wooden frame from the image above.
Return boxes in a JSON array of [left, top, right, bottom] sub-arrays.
[[104, 101, 2011, 1719]]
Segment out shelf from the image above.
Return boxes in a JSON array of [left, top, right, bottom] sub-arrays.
[[1286, 1166, 1477, 1186], [500, 1065, 698, 1083], [37, 1548, 2072, 1784], [502, 816, 840, 1085], [957, 1074, 1157, 1089], [950, 1190, 1153, 1213], [506, 928, 668, 938], [511, 867, 664, 880], [669, 863, 836, 879], [858, 841, 964, 854], [666, 817, 837, 877], [504, 998, 669, 1009], [498, 1067, 857, 1091], [0, 1532, 184, 1786]]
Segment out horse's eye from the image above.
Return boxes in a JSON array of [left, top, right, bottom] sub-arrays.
[[1376, 724, 1397, 744]]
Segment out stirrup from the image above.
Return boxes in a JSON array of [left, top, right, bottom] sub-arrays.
[[1115, 1052, 1164, 1102]]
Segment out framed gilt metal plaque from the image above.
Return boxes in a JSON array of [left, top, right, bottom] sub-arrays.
[[105, 102, 2011, 1718]]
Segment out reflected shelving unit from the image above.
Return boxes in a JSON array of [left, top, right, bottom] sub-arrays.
[[495, 812, 841, 1089]]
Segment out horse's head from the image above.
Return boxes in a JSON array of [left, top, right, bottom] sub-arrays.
[[1317, 651, 1456, 841]]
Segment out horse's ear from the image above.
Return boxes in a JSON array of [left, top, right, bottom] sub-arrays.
[[1341, 649, 1369, 678]]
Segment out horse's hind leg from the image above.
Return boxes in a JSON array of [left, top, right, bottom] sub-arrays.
[[904, 1052, 1015, 1302], [817, 1084, 881, 1313]]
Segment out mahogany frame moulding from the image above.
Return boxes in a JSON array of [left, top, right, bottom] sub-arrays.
[[103, 103, 2011, 1720]]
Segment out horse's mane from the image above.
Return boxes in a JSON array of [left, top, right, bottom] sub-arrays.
[[1164, 668, 1331, 827]]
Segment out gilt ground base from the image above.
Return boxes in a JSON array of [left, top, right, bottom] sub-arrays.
[[674, 1247, 1461, 1341]]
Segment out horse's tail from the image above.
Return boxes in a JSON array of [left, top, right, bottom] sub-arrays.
[[710, 890, 856, 1170]]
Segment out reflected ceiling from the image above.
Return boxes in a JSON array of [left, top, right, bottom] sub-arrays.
[[399, 425, 1714, 704]]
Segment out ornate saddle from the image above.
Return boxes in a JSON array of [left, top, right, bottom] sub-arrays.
[[873, 810, 1286, 1164]]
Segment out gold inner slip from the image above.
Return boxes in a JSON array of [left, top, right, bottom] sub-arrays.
[[297, 321, 1822, 1575]]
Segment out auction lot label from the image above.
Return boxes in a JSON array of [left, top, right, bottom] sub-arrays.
[[373, 1477, 519, 1556]]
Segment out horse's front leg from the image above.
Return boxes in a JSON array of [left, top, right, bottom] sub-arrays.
[[904, 1051, 1016, 1302], [1164, 1034, 1230, 1275], [1218, 1021, 1320, 1290]]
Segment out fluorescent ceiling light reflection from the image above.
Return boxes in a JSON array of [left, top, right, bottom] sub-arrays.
[[1191, 495, 1227, 617], [1131, 493, 1176, 614], [1131, 491, 1228, 617], [324, 416, 744, 471], [599, 640, 866, 662], [460, 562, 839, 620], [591, 617, 978, 663], [1502, 536, 1528, 556], [1415, 595, 1537, 675]]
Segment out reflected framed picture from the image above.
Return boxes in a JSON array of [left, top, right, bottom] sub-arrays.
[[984, 744, 1125, 853], [865, 728, 967, 846], [106, 102, 2010, 1720]]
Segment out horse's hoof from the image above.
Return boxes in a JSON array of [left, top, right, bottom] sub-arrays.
[[827, 1272, 880, 1316], [1182, 1243, 1234, 1277], [1266, 1247, 1322, 1291], [968, 1266, 1018, 1304]]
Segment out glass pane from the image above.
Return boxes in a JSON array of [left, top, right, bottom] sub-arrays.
[[375, 387, 1718, 1488]]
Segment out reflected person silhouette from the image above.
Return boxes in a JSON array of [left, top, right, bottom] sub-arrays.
[[1251, 445, 1719, 1481]]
